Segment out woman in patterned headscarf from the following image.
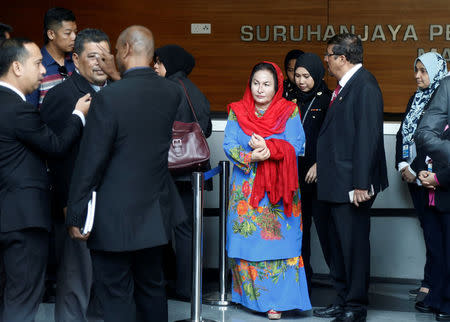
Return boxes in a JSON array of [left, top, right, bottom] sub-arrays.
[[395, 52, 448, 310]]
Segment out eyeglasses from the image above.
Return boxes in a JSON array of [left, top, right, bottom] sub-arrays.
[[324, 53, 339, 58], [58, 65, 68, 78]]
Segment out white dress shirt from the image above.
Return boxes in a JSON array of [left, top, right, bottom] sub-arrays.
[[339, 63, 362, 89], [0, 81, 85, 126]]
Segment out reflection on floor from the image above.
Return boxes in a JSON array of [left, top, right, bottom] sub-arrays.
[[36, 281, 438, 321], [168, 282, 436, 322]]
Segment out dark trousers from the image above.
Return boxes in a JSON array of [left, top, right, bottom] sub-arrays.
[[0, 228, 48, 322], [164, 181, 193, 298], [91, 245, 167, 322], [54, 222, 102, 322], [422, 207, 450, 314], [174, 183, 194, 298], [299, 184, 331, 292], [323, 199, 374, 311], [408, 183, 433, 289]]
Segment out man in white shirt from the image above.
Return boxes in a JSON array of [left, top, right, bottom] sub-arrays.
[[0, 38, 89, 321], [313, 33, 388, 322]]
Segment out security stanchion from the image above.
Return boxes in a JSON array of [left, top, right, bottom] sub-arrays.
[[203, 161, 232, 306], [176, 171, 217, 322]]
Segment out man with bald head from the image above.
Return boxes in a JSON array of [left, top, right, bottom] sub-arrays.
[[66, 26, 186, 322]]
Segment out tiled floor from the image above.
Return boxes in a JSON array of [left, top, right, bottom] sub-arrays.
[[169, 303, 433, 322], [35, 281, 439, 321]]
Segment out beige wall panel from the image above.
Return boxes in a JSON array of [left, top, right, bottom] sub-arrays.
[[2, 0, 450, 113]]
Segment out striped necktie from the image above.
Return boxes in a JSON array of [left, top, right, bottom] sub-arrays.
[[329, 84, 342, 107]]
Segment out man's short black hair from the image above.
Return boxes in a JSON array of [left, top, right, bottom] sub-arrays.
[[0, 38, 32, 77], [43, 7, 76, 45], [327, 33, 363, 65], [74, 29, 110, 56], [0, 23, 13, 44], [284, 49, 304, 75]]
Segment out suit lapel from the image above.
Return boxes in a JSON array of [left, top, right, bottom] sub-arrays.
[[71, 71, 97, 95], [0, 85, 25, 102], [319, 68, 365, 135]]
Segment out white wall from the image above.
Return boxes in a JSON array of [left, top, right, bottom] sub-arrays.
[[202, 121, 426, 280]]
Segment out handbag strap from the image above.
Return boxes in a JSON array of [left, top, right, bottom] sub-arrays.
[[178, 79, 200, 124]]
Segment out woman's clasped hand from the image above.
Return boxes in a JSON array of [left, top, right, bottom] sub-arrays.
[[249, 133, 270, 161]]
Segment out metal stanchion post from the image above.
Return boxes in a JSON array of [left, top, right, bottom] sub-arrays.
[[176, 172, 217, 322], [203, 161, 232, 306]]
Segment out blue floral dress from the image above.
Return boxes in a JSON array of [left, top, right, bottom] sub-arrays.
[[223, 107, 311, 312]]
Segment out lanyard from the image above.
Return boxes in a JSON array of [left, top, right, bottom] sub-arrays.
[[301, 96, 317, 126]]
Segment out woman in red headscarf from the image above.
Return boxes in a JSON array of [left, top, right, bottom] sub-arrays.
[[223, 62, 311, 319]]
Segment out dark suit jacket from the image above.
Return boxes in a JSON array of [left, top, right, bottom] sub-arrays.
[[40, 71, 97, 210], [316, 67, 388, 203], [0, 85, 83, 232], [430, 162, 450, 213], [415, 77, 450, 164], [66, 68, 187, 252], [415, 78, 450, 212], [416, 107, 450, 213]]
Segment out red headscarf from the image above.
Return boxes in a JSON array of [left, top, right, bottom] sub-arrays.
[[228, 61, 300, 217], [227, 61, 297, 138]]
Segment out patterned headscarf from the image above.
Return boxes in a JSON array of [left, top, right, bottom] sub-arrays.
[[402, 52, 448, 148]]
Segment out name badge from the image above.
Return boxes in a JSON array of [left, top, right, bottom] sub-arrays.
[[402, 144, 409, 159]]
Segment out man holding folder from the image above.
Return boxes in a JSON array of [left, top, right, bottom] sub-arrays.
[[66, 26, 185, 322]]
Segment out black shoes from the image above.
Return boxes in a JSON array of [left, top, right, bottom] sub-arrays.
[[436, 312, 450, 321], [331, 310, 367, 322], [409, 287, 420, 298], [415, 301, 435, 313], [313, 305, 344, 318], [414, 300, 450, 321], [416, 290, 429, 302], [166, 286, 191, 302], [42, 283, 56, 303], [314, 305, 366, 322]]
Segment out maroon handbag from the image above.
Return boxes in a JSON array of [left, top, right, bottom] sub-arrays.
[[168, 80, 210, 173]]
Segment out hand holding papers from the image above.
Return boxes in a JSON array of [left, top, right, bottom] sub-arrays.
[[82, 191, 96, 236]]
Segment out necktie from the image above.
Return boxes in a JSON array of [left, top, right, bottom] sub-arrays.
[[329, 84, 342, 107]]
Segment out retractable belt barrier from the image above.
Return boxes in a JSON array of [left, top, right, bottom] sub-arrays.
[[176, 160, 231, 322], [203, 161, 232, 306]]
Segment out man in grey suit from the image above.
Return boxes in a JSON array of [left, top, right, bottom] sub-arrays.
[[66, 26, 186, 322]]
